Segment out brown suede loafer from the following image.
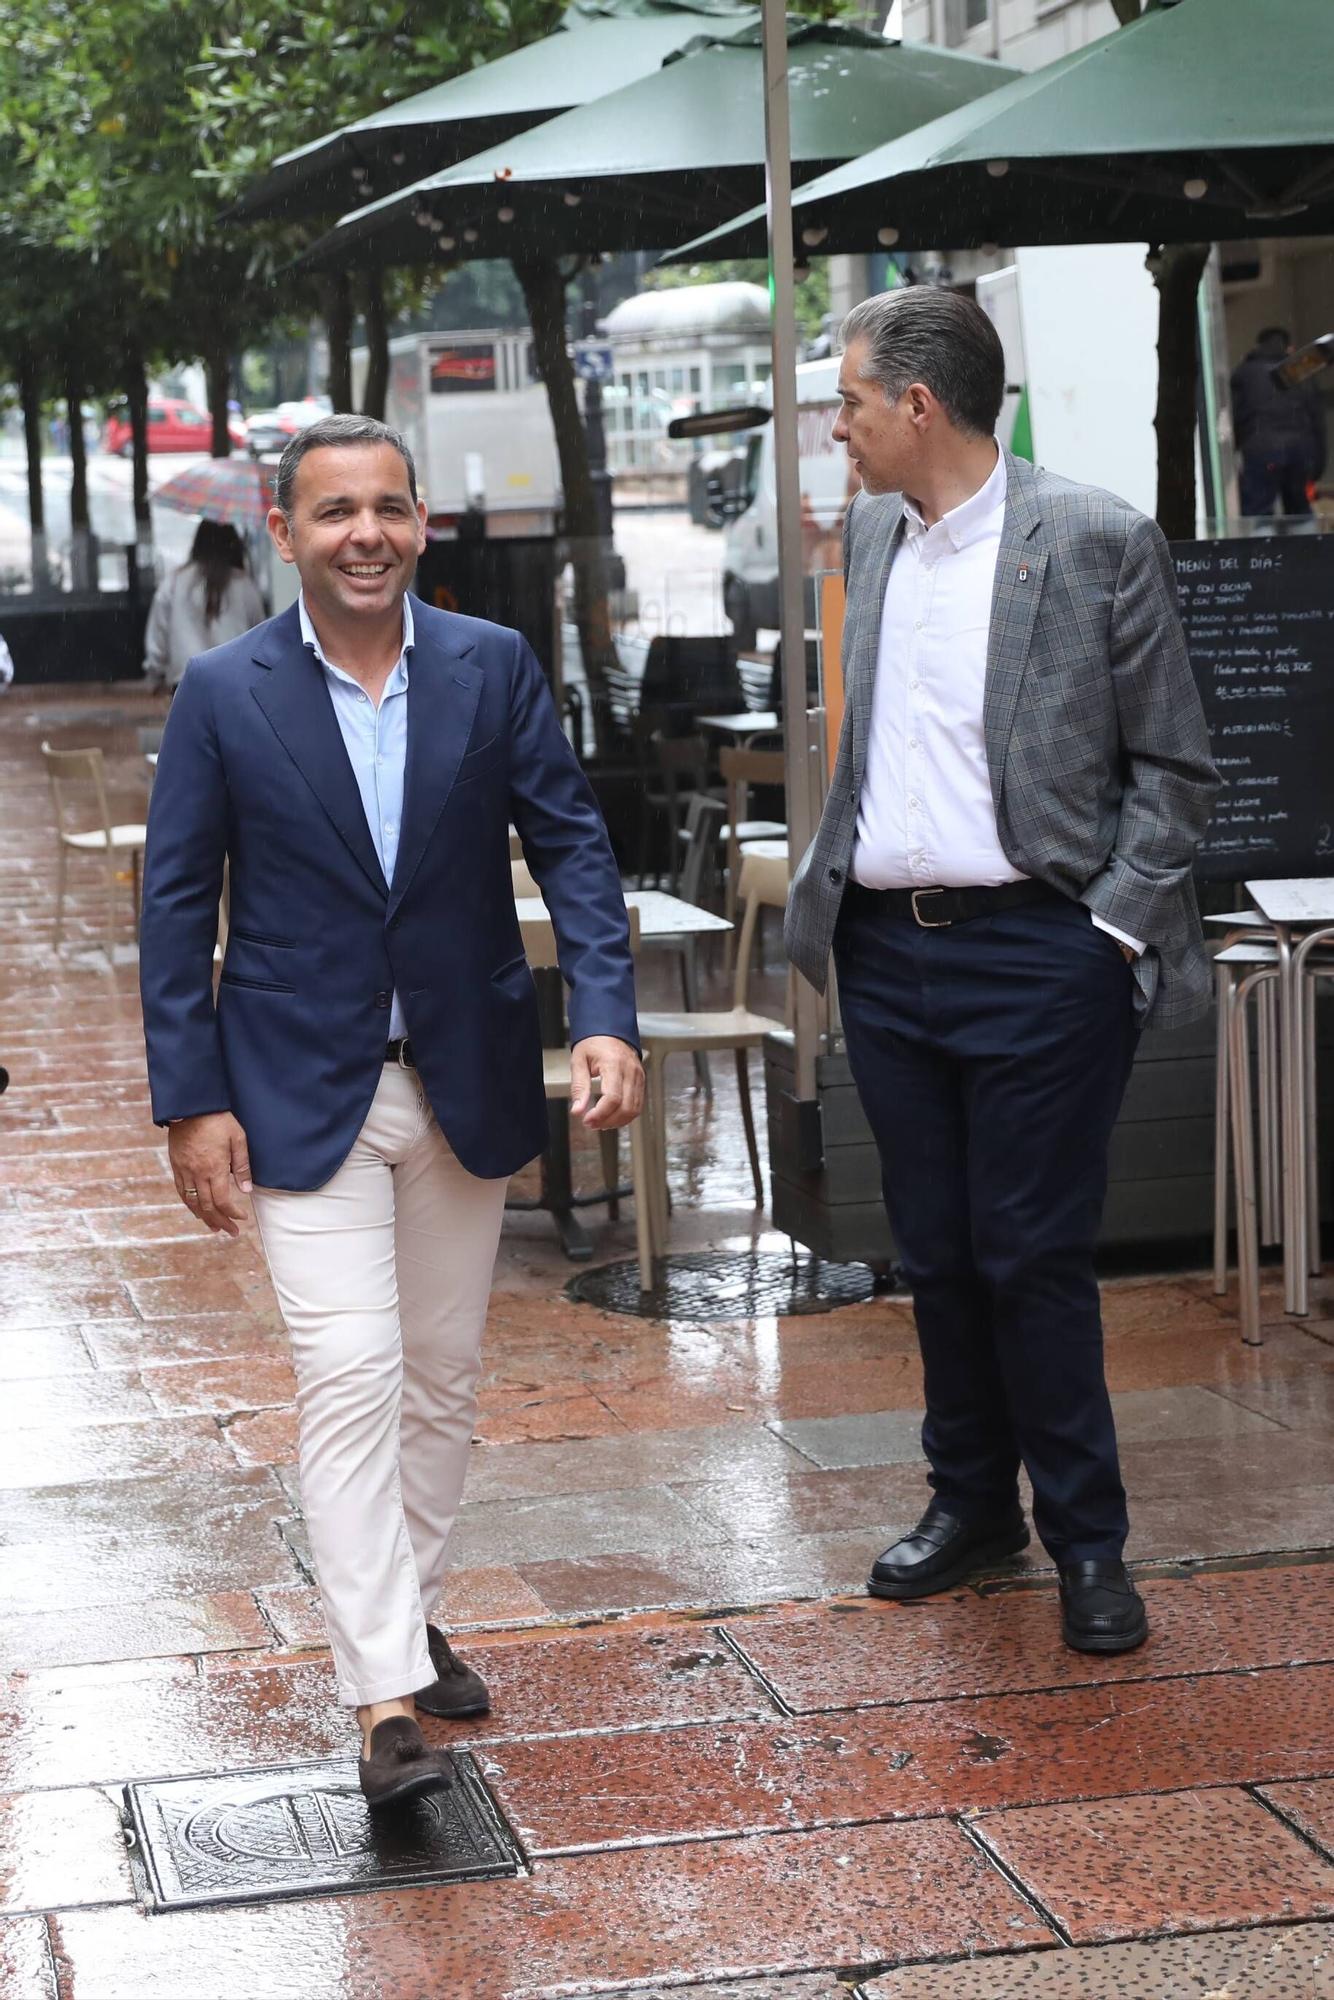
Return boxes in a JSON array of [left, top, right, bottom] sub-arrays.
[[357, 1716, 454, 1810], [413, 1622, 491, 1720]]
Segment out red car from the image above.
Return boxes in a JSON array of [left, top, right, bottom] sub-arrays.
[[103, 397, 246, 456]]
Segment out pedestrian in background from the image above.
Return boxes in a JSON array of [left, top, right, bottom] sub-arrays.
[[1231, 326, 1327, 519], [143, 519, 265, 691], [786, 288, 1218, 1659]]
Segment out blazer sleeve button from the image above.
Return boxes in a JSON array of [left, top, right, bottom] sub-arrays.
[[828, 867, 843, 883]]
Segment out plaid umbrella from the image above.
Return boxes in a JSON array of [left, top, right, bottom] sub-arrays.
[[152, 459, 275, 526]]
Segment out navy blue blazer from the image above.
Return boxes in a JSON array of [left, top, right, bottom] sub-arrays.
[[139, 595, 639, 1189]]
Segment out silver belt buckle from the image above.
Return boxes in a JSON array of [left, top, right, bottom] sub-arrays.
[[395, 1039, 413, 1068], [911, 888, 951, 928]]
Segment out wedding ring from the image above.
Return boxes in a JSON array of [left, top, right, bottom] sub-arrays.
[[183, 1187, 199, 1198]]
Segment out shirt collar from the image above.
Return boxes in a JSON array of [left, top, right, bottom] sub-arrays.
[[902, 444, 1007, 551], [298, 591, 415, 680]]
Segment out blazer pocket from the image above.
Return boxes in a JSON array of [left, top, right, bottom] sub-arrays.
[[228, 929, 295, 950], [219, 972, 296, 994], [453, 733, 505, 785], [491, 951, 530, 985]]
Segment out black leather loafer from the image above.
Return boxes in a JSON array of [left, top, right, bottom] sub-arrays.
[[357, 1716, 454, 1810], [413, 1623, 491, 1720], [868, 1499, 1030, 1600], [1059, 1559, 1148, 1653]]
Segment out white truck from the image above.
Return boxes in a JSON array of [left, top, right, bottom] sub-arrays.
[[720, 356, 852, 650], [353, 329, 561, 535]]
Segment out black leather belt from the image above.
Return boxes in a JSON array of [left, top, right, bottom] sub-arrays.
[[844, 879, 1063, 928], [385, 1038, 416, 1068]]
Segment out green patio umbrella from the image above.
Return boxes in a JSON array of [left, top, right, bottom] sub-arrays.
[[228, 0, 759, 223], [664, 0, 1334, 535], [295, 22, 1020, 271], [666, 0, 1334, 261]]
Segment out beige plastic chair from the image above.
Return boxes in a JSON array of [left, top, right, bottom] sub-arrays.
[[637, 848, 788, 1212], [718, 745, 786, 966], [41, 742, 147, 962], [519, 904, 660, 1291]]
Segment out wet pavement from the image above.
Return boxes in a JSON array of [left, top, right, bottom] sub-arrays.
[[3, 686, 1334, 1998]]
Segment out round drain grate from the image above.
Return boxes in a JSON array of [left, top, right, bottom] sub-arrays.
[[567, 1248, 886, 1319]]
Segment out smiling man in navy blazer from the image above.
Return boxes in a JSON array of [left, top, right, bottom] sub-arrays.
[[140, 413, 643, 1809]]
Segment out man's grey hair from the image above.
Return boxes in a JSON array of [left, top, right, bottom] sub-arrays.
[[274, 413, 419, 516], [840, 288, 1005, 439]]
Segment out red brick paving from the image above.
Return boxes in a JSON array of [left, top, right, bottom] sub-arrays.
[[5, 687, 1334, 1995], [972, 1787, 1334, 1942]]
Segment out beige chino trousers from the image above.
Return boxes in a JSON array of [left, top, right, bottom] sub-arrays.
[[251, 1065, 508, 1706]]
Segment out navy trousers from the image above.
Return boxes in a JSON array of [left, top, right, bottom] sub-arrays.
[[834, 884, 1141, 1565]]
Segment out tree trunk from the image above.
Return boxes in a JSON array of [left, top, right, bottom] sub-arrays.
[[64, 355, 94, 593], [203, 329, 233, 457], [361, 269, 390, 421], [515, 254, 617, 757], [1151, 242, 1210, 541], [124, 341, 152, 539], [325, 273, 354, 414], [17, 340, 49, 593]]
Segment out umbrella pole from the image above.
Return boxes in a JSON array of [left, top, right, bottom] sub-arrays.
[[762, 0, 824, 1103]]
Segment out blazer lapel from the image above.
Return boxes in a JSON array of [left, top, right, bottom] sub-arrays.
[[249, 605, 388, 897], [984, 453, 1046, 802], [387, 604, 481, 916]]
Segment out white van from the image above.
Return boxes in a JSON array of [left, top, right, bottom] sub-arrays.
[[720, 357, 855, 648]]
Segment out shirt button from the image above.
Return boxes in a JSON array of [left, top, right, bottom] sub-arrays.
[[914, 620, 924, 631], [383, 822, 396, 836], [909, 739, 920, 751], [909, 680, 921, 691], [908, 797, 920, 811]]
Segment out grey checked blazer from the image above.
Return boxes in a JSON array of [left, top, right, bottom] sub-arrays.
[[784, 450, 1220, 1030]]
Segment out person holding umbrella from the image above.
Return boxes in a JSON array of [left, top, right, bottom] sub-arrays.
[[143, 519, 265, 691], [785, 288, 1218, 1656]]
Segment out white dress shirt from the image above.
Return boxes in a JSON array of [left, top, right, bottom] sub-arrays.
[[851, 448, 1142, 954], [299, 592, 414, 1038]]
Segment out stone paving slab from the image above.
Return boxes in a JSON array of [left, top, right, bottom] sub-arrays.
[[1260, 1776, 1334, 1859], [0, 1590, 273, 1674], [0, 1620, 781, 1793], [48, 1822, 1052, 1999], [0, 1915, 57, 2000], [860, 1920, 1334, 1997], [481, 1662, 1334, 1854], [773, 1383, 1283, 1474], [0, 1787, 134, 1916], [972, 1787, 1334, 1943], [724, 1564, 1334, 1711]]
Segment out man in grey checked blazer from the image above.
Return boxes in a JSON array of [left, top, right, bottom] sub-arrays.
[[786, 289, 1217, 1654]]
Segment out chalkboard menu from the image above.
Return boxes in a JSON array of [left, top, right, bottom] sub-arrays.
[[1172, 537, 1334, 881]]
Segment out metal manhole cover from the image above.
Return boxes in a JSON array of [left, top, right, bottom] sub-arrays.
[[567, 1248, 884, 1318], [123, 1753, 523, 1911]]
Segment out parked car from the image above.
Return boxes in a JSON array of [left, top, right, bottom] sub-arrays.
[[103, 398, 246, 456], [245, 398, 329, 458]]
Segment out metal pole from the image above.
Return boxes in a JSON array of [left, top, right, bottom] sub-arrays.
[[762, 0, 822, 1099]]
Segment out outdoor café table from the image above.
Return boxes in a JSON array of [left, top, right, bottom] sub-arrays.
[[513, 889, 731, 1258], [697, 710, 781, 744], [1244, 878, 1334, 1317]]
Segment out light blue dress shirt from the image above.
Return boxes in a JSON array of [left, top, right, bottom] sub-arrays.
[[298, 592, 414, 1041]]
